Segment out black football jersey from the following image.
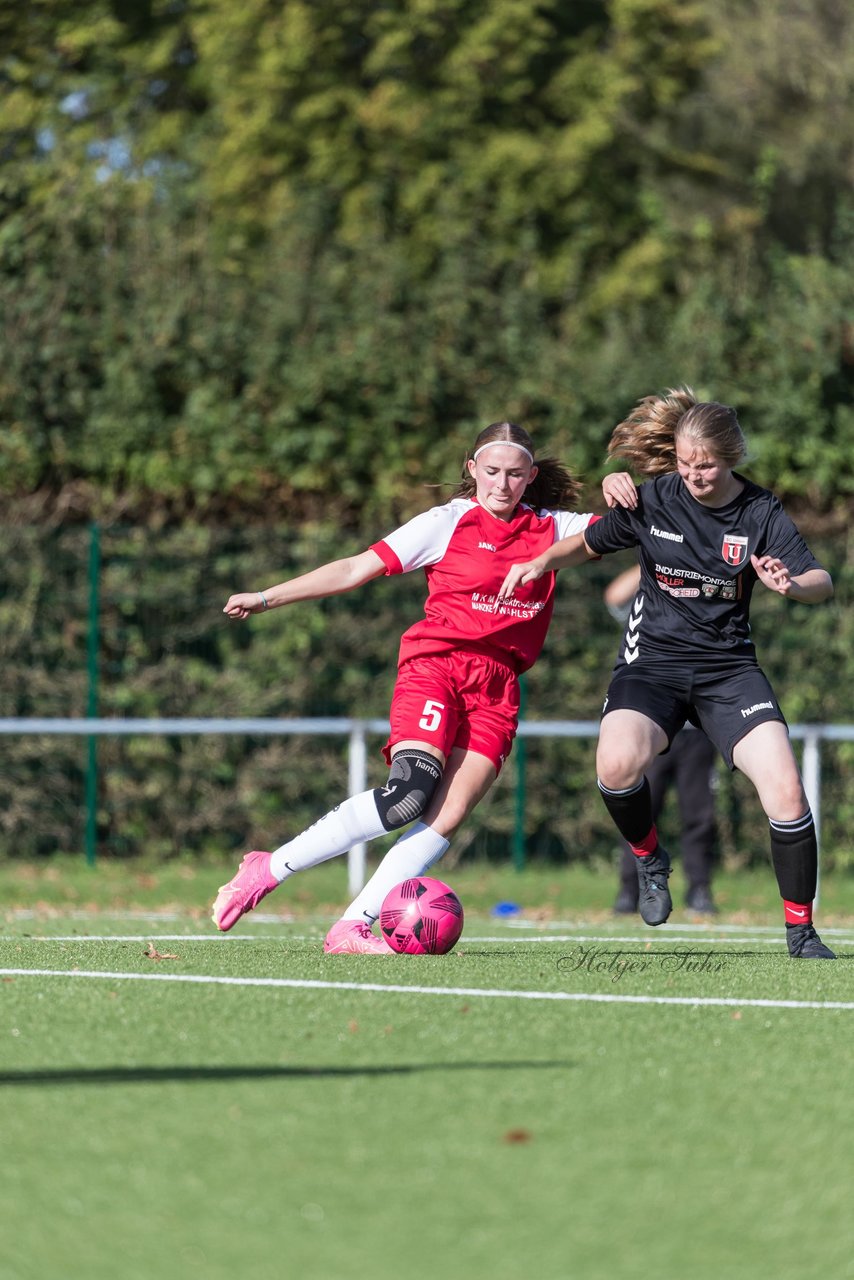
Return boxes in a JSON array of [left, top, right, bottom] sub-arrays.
[[585, 472, 823, 664]]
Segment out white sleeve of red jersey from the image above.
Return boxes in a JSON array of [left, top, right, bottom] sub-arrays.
[[370, 498, 474, 574], [551, 510, 595, 540]]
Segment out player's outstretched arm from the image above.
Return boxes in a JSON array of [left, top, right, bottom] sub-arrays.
[[223, 549, 387, 619], [497, 532, 594, 600], [750, 555, 833, 604]]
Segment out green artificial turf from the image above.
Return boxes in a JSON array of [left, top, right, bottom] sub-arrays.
[[1, 857, 853, 1280]]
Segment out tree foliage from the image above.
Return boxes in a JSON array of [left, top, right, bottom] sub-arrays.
[[1, 0, 851, 525], [0, 2, 852, 866]]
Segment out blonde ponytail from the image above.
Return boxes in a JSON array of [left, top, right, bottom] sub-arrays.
[[607, 387, 697, 477], [607, 387, 746, 476]]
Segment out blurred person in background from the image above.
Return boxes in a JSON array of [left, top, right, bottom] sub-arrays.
[[498, 388, 835, 959], [604, 564, 719, 916], [213, 421, 632, 953]]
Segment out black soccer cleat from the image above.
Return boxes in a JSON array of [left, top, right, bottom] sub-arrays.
[[786, 923, 836, 959], [685, 885, 717, 915], [635, 847, 672, 926], [613, 887, 639, 915]]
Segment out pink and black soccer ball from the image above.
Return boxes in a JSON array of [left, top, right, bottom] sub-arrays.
[[380, 877, 464, 955]]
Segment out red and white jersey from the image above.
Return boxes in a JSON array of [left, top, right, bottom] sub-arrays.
[[370, 498, 595, 674]]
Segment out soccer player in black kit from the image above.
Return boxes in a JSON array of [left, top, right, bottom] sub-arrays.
[[497, 388, 836, 958]]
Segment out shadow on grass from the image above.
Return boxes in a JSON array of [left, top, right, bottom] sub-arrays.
[[0, 1059, 573, 1087]]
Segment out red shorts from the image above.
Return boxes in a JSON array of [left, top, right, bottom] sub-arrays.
[[383, 652, 520, 774]]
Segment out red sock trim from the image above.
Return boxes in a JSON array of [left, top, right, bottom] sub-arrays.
[[784, 900, 813, 925], [630, 827, 658, 858]]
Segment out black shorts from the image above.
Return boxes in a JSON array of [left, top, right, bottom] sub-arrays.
[[601, 659, 787, 769]]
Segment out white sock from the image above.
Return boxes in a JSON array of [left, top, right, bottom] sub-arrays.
[[269, 791, 386, 881], [341, 821, 451, 923]]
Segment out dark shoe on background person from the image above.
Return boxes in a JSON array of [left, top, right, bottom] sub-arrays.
[[685, 885, 717, 915], [613, 887, 639, 915], [786, 923, 836, 959], [635, 847, 672, 927]]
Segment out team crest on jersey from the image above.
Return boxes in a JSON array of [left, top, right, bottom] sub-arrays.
[[722, 534, 748, 566]]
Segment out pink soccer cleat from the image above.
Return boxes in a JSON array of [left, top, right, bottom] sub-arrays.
[[211, 850, 278, 931], [323, 920, 394, 955]]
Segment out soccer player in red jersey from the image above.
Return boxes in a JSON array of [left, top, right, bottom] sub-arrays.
[[498, 389, 836, 958], [212, 421, 628, 952]]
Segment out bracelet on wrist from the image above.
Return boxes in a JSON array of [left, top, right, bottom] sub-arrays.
[[258, 591, 270, 610]]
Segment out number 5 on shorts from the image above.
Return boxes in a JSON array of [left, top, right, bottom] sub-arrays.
[[418, 700, 445, 732]]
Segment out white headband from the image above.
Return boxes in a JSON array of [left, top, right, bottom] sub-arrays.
[[472, 441, 535, 464]]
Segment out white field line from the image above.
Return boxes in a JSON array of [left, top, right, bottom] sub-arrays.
[[3, 931, 853, 948], [4, 908, 852, 942], [1, 966, 853, 1011], [5, 909, 854, 946], [502, 919, 853, 936], [6, 911, 854, 952]]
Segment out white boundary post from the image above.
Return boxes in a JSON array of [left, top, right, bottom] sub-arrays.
[[347, 723, 369, 897], [801, 730, 822, 908]]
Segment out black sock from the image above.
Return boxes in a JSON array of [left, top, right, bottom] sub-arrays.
[[770, 813, 817, 905], [598, 778, 657, 854]]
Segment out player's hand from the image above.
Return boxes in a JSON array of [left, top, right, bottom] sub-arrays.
[[223, 592, 268, 619], [750, 554, 792, 595], [602, 471, 638, 509], [497, 560, 544, 600]]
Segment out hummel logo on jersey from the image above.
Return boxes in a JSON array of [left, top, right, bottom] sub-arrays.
[[478, 541, 497, 552], [650, 524, 683, 543], [740, 700, 774, 719]]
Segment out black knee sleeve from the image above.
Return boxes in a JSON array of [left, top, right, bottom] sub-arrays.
[[770, 813, 817, 903], [374, 750, 444, 831]]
